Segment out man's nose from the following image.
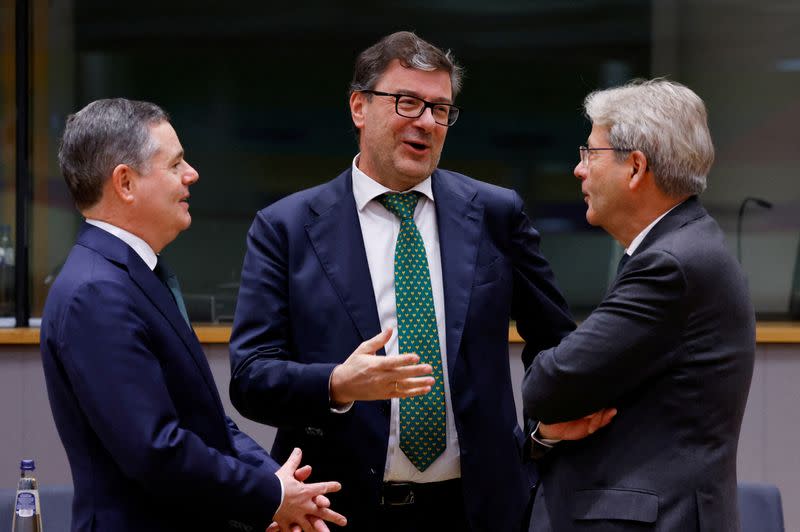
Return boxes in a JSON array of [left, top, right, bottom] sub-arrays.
[[574, 161, 586, 180], [184, 163, 200, 184], [412, 106, 438, 129]]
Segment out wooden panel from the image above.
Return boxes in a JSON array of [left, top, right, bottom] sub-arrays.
[[3, 322, 800, 345]]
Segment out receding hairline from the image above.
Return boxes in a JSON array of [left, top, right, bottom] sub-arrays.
[[371, 60, 456, 103]]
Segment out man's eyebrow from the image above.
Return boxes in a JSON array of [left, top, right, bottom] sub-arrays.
[[394, 89, 453, 105]]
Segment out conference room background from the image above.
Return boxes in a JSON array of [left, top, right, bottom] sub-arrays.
[[1, 0, 798, 324]]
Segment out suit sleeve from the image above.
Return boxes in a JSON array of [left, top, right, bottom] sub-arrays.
[[522, 249, 688, 423], [506, 192, 576, 453], [226, 416, 278, 468], [56, 279, 282, 527], [508, 192, 576, 366], [229, 211, 338, 428]]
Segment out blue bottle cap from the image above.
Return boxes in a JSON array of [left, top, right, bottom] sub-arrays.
[[20, 459, 35, 471]]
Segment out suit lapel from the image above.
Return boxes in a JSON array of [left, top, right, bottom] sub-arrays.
[[128, 257, 216, 381], [77, 224, 225, 416], [432, 171, 483, 372], [303, 168, 485, 368], [131, 262, 231, 420], [305, 170, 383, 344]]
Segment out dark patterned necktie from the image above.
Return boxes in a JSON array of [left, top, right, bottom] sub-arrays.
[[378, 192, 446, 471], [154, 259, 191, 327]]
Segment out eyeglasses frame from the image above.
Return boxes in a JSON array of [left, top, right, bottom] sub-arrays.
[[359, 89, 461, 127], [578, 146, 634, 167]]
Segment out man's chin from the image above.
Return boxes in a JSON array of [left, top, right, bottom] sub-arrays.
[[397, 161, 436, 183], [179, 216, 192, 232]]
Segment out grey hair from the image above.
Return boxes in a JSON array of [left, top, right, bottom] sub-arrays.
[[58, 98, 169, 210], [349, 31, 464, 99], [583, 79, 714, 197]]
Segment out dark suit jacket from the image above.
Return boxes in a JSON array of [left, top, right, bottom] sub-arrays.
[[523, 197, 755, 531], [40, 224, 282, 532], [229, 168, 575, 531]]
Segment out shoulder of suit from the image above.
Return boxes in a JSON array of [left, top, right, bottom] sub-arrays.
[[45, 249, 137, 324], [433, 168, 520, 206], [255, 170, 350, 221], [636, 214, 735, 281]]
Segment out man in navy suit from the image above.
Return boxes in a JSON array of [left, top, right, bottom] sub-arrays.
[[523, 80, 755, 531], [229, 32, 582, 531], [41, 98, 346, 532]]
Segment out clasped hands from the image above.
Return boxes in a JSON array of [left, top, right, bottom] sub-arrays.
[[268, 448, 346, 532]]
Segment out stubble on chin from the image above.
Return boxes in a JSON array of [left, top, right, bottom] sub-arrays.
[[399, 150, 441, 184]]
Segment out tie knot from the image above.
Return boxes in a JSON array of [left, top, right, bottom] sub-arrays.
[[153, 257, 191, 326], [153, 259, 173, 284], [378, 192, 420, 221]]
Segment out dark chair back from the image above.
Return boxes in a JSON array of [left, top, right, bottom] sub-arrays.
[[738, 482, 785, 532]]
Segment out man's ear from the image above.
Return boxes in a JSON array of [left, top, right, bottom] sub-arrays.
[[628, 150, 650, 191], [111, 164, 136, 204], [350, 91, 366, 130]]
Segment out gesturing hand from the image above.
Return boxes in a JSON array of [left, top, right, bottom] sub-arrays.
[[538, 408, 617, 441], [270, 448, 346, 532], [329, 328, 435, 405]]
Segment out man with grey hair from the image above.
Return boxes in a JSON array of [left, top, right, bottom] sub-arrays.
[[41, 98, 346, 532], [523, 79, 755, 531], [229, 31, 581, 531]]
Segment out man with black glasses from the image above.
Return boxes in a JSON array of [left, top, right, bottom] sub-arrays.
[[229, 31, 591, 531]]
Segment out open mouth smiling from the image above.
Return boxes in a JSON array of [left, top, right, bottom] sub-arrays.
[[403, 140, 429, 152]]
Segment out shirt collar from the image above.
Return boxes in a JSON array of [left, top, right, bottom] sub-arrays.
[[351, 153, 434, 211], [85, 219, 158, 270], [625, 200, 685, 256]]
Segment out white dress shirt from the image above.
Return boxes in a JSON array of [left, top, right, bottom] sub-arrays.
[[351, 155, 461, 483], [85, 219, 157, 270]]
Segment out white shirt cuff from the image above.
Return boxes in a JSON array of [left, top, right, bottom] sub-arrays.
[[328, 370, 354, 413], [330, 401, 354, 413], [274, 474, 285, 514], [531, 421, 561, 447]]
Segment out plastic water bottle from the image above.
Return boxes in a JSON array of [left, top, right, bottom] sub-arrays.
[[11, 460, 42, 532]]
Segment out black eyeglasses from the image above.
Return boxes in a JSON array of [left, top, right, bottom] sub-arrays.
[[360, 90, 460, 127], [578, 146, 633, 167]]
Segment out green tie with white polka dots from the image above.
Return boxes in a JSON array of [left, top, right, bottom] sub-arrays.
[[378, 192, 446, 472]]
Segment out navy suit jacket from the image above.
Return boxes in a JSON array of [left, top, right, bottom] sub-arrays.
[[523, 198, 755, 531], [41, 224, 282, 532], [229, 168, 575, 531]]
